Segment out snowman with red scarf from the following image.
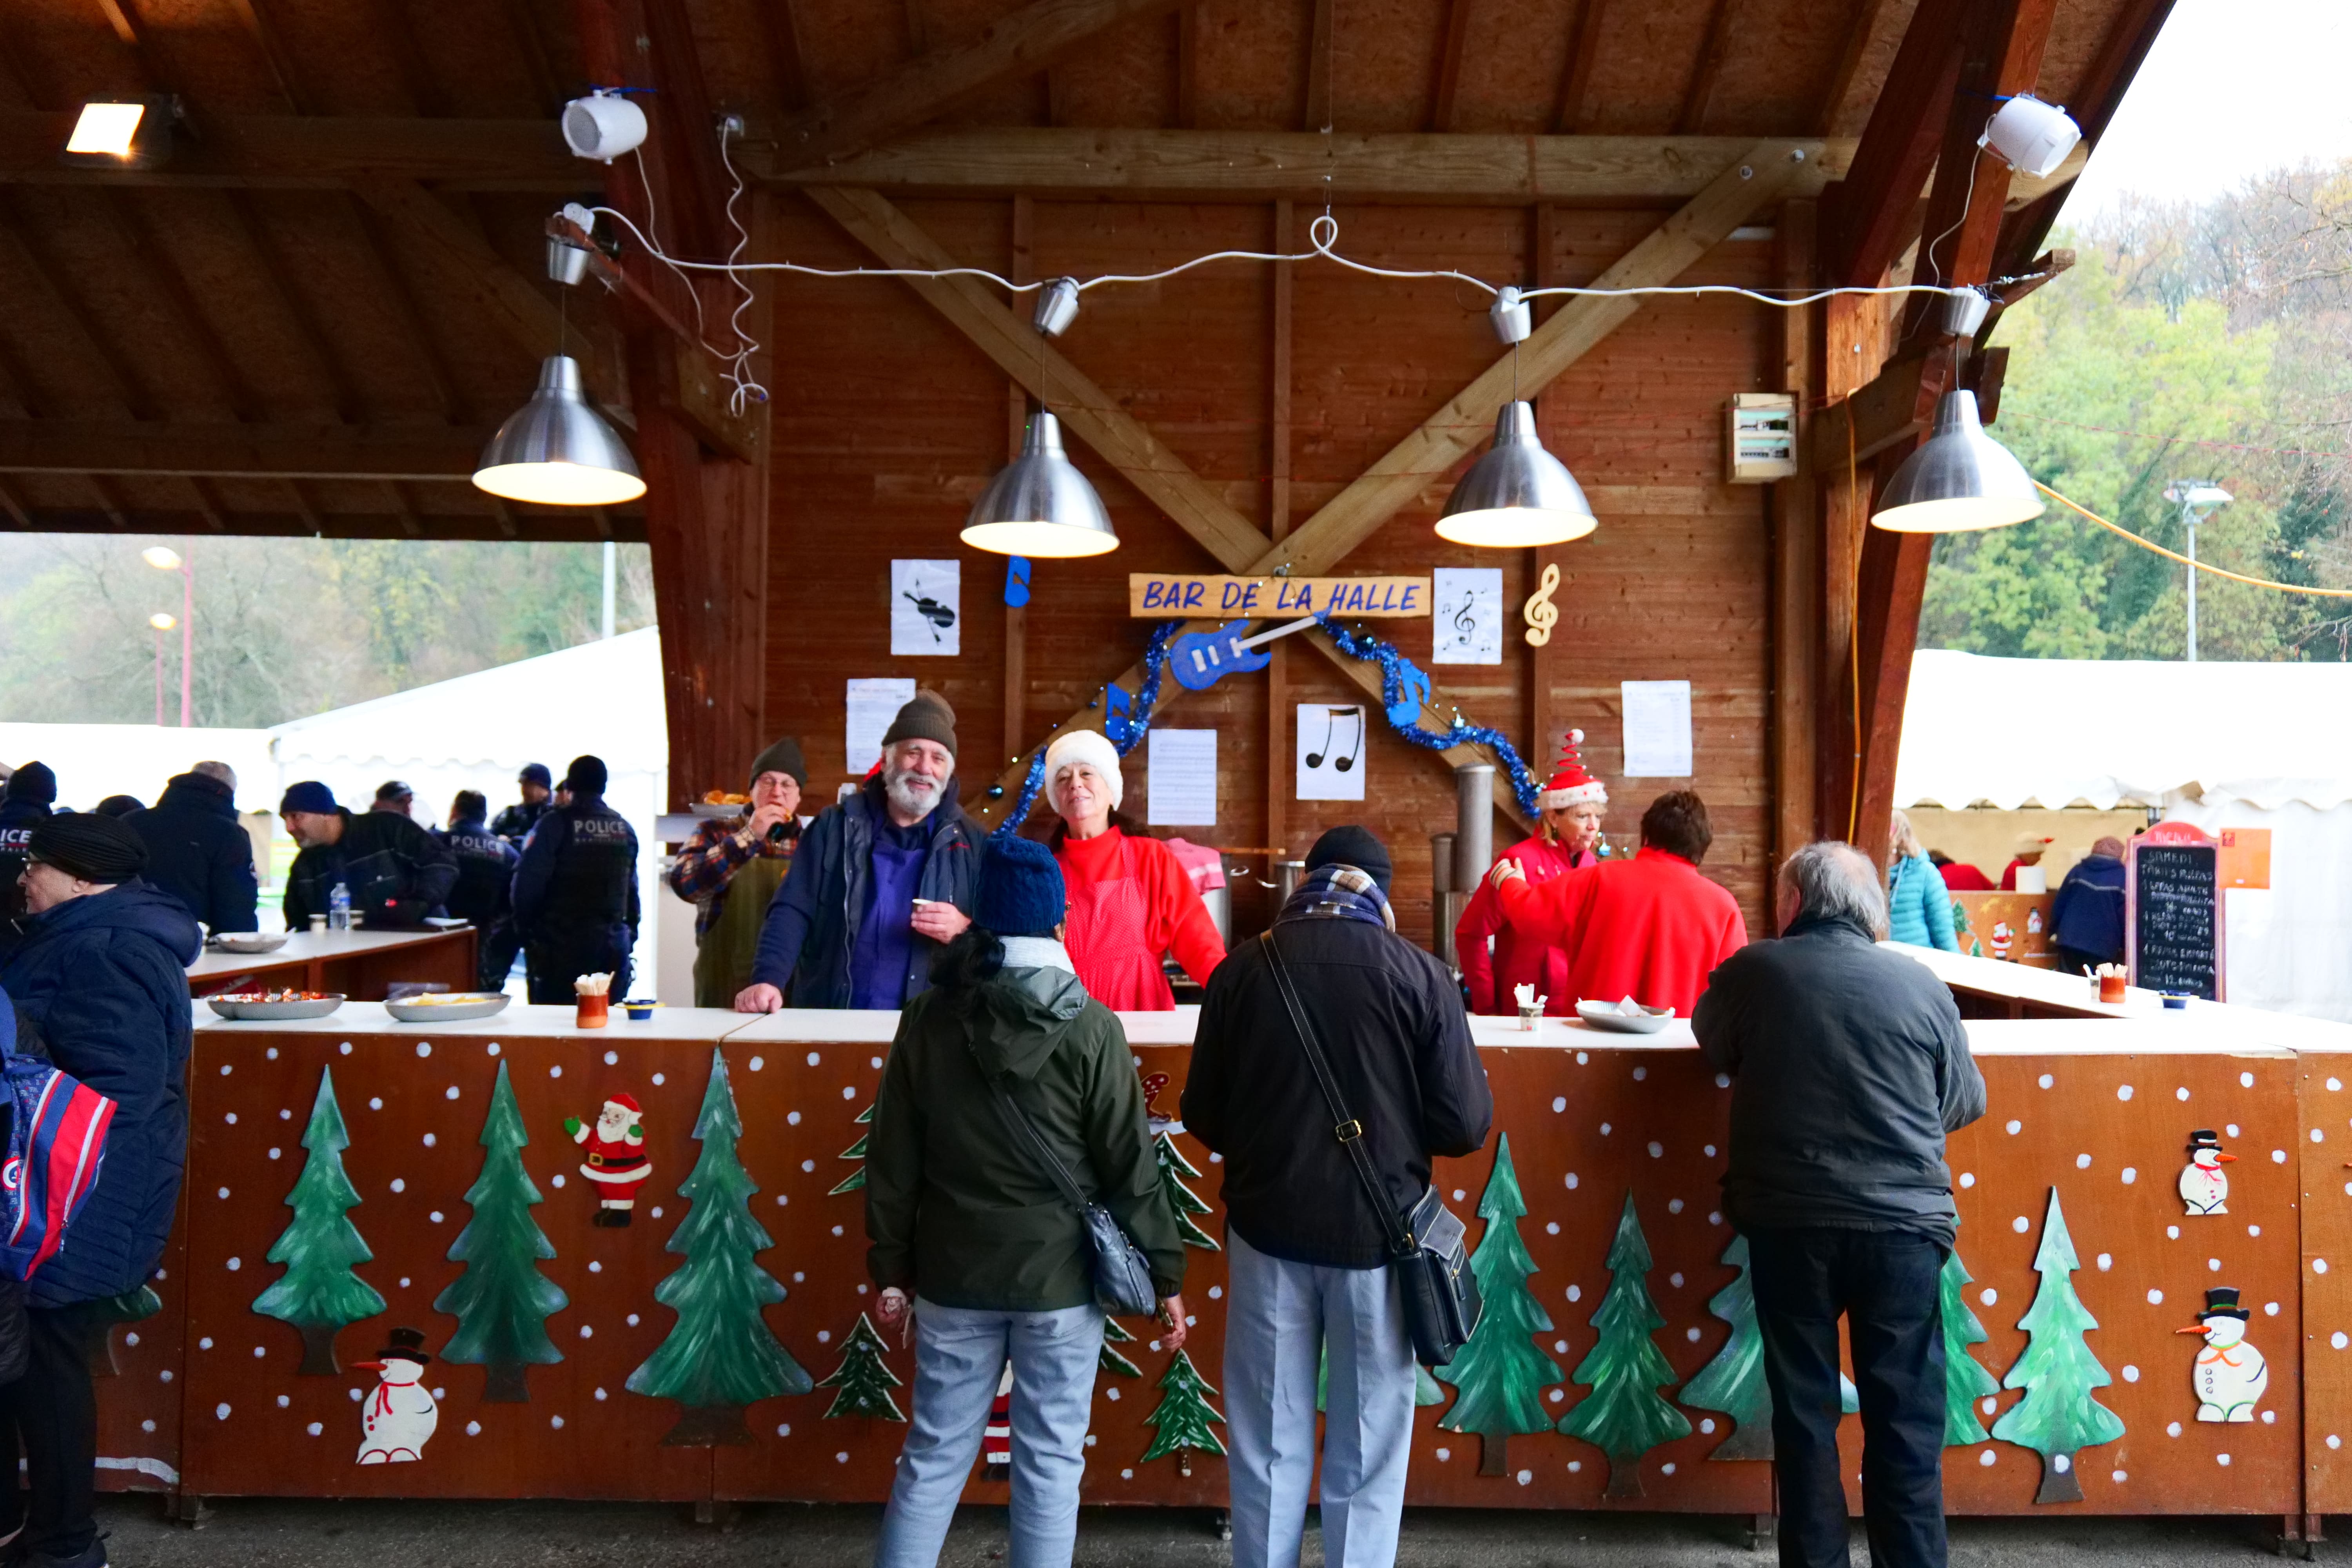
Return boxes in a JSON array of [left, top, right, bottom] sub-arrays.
[[355, 1327, 438, 1464]]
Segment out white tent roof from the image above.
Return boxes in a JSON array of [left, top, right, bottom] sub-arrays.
[[1897, 649, 2352, 811]]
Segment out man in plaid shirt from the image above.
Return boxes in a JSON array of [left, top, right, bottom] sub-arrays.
[[667, 737, 809, 1006]]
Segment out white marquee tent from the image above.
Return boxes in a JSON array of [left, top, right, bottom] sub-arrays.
[[1898, 649, 2352, 1021]]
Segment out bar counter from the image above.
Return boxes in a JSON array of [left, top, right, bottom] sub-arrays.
[[185, 927, 480, 1002], [100, 955, 2352, 1534]]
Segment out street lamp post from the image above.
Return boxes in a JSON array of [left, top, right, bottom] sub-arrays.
[[148, 612, 176, 726], [142, 545, 192, 724], [2163, 481, 2233, 663]]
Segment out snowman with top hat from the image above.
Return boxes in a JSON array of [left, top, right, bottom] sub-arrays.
[[354, 1327, 439, 1464], [2178, 1287, 2266, 1423], [2178, 1129, 2236, 1216]]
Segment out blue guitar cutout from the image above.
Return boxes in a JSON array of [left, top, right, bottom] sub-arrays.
[[1168, 616, 1320, 691]]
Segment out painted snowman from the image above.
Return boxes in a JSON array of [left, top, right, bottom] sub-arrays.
[[2178, 1129, 2235, 1216], [2179, 1287, 2266, 1422], [355, 1327, 439, 1464]]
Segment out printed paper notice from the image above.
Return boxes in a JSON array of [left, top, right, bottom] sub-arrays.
[[846, 678, 916, 775], [891, 559, 961, 656], [1620, 680, 1693, 777], [1296, 702, 1367, 801], [1147, 729, 1218, 826], [1430, 567, 1503, 665]]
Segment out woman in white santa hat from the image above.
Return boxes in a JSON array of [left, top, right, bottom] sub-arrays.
[[1452, 731, 1608, 1015], [1039, 729, 1226, 1009]]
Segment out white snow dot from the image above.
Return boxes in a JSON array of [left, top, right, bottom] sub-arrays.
[[817, 1331, 831, 1344], [2334, 1332, 2347, 1351], [2267, 1302, 2281, 1316], [2148, 1289, 2165, 1305], [1632, 1067, 1646, 1082], [787, 1111, 801, 1126], [552, 1416, 564, 1430], [1566, 1285, 1582, 1302], [588, 1260, 602, 1274], [390, 1179, 405, 1193], [801, 1160, 816, 1173], [1960, 1172, 1976, 1188], [142, 1420, 155, 1432], [1546, 1221, 1559, 1235], [2209, 1258, 2222, 1272], [604, 1051, 618, 1066], [416, 1042, 432, 1058], [1555, 1340, 1569, 1354], [2168, 1225, 2181, 1240], [399, 1277, 410, 1288], [1659, 1462, 1675, 1476], [2012, 1216, 2029, 1234], [807, 1052, 820, 1066], [2332, 1435, 2344, 1450], [1670, 1272, 1684, 1288], [253, 1346, 265, 1358], [348, 1388, 362, 1401], [2053, 1454, 2071, 1474], [1564, 1173, 1579, 1190], [1453, 1189, 1466, 1202], [160, 1370, 172, 1382], [2118, 1085, 2134, 1101], [1568, 1460, 1581, 1473], [651, 1074, 663, 1086], [265, 1047, 278, 1059], [225, 1258, 240, 1272], [445, 1086, 460, 1101], [2112, 1470, 2128, 1484], [268, 1148, 281, 1160], [339, 1043, 350, 1055], [1699, 1418, 1715, 1433], [2250, 1225, 2262, 1238], [2122, 1167, 2137, 1184], [750, 1057, 764, 1072], [1978, 1450, 1996, 1467], [579, 1325, 593, 1339], [831, 1224, 843, 1237], [1551, 1097, 1566, 1113], [1715, 1073, 1730, 1089], [2004, 1120, 2022, 1136], [871, 1056, 883, 1069], [1516, 1468, 1532, 1485], [1435, 1448, 1450, 1462], [1575, 1052, 1588, 1065], [369, 1097, 383, 1110], [650, 1206, 662, 1218], [125, 1333, 139, 1346], [2227, 1123, 2241, 1138], [224, 1112, 238, 1125], [1685, 1327, 1701, 1342], [2264, 1410, 2278, 1425], [550, 1065, 562, 1078], [794, 1273, 805, 1282], [309, 1422, 324, 1437], [1668, 1199, 1684, 1214], [1208, 1285, 1222, 1299], [2122, 1365, 2140, 1382], [2178, 1087, 2190, 1101], [2217, 1454, 2231, 1467], [216, 1186, 230, 1200], [280, 1109, 290, 1120], [2168, 1421, 2183, 1437], [1549, 1388, 1564, 1403], [627, 1314, 640, 1326], [2319, 1259, 2332, 1275], [1704, 1145, 1717, 1158], [776, 1195, 788, 1207], [2075, 1154, 2092, 1169], [487, 1043, 499, 1056], [1980, 1287, 1997, 1307], [1599, 1123, 1612, 1136], [1120, 1468, 1134, 1479], [200, 1337, 214, 1350], [1708, 1212, 1723, 1227], [1106, 1387, 1121, 1401], [466, 1421, 481, 1436], [2038, 1073, 2053, 1089], [552, 1174, 565, 1188], [2097, 1253, 2112, 1271], [1646, 1142, 1663, 1159], [777, 1423, 791, 1437], [2241, 1071, 2255, 1088], [221, 1064, 232, 1076], [2275, 1149, 2290, 1164], [423, 1134, 436, 1148]]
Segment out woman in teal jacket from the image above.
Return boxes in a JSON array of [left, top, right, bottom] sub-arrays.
[[1885, 809, 1959, 951]]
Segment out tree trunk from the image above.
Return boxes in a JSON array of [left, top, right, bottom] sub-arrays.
[[1603, 1457, 1645, 1500], [297, 1321, 342, 1377], [661, 1403, 752, 1446], [1479, 1433, 1508, 1476], [482, 1361, 530, 1403], [2034, 1451, 2084, 1505]]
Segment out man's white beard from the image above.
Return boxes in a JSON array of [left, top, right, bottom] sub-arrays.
[[885, 765, 945, 820]]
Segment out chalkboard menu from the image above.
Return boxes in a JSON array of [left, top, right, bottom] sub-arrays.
[[2133, 842, 2219, 999]]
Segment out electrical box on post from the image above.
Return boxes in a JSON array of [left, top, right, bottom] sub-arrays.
[[1725, 393, 1798, 483]]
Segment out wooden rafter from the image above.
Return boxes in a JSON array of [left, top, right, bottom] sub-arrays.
[[225, 0, 310, 112], [222, 190, 364, 421], [1816, 0, 1894, 137], [0, 111, 575, 189], [90, 187, 260, 420], [1675, 0, 1737, 134], [1825, 0, 1965, 286], [351, 178, 586, 380], [1304, 0, 1334, 131], [1552, 0, 1607, 133], [0, 190, 149, 417], [370, 0, 446, 117], [1429, 0, 1475, 133], [342, 194, 466, 422], [0, 419, 490, 479]]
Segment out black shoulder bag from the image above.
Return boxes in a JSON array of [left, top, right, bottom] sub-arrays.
[[969, 1043, 1161, 1318], [1259, 930, 1481, 1367]]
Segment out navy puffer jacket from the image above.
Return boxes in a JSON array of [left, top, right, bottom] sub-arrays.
[[0, 882, 198, 1307]]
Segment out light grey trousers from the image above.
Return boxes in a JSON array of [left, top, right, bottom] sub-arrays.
[[1223, 1230, 1418, 1568], [873, 1298, 1104, 1568]]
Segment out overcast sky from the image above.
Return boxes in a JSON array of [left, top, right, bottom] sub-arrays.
[[2060, 0, 2352, 218]]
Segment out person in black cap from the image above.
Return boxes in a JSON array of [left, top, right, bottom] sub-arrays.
[[436, 789, 521, 990], [0, 760, 59, 953], [667, 735, 811, 1007], [511, 755, 641, 1003], [278, 780, 457, 931], [370, 780, 416, 819], [126, 760, 259, 937], [492, 764, 554, 849], [0, 812, 200, 1568]]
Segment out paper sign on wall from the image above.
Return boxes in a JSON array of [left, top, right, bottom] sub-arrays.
[[1621, 680, 1693, 777], [891, 560, 961, 656], [1147, 730, 1218, 826], [1296, 703, 1367, 801], [846, 679, 916, 775], [1431, 568, 1503, 665]]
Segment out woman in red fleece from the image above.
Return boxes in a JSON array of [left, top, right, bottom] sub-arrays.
[[1454, 731, 1610, 1015], [1043, 730, 1226, 1009]]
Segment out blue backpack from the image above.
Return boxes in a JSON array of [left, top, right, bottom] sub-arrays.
[[0, 995, 116, 1283]]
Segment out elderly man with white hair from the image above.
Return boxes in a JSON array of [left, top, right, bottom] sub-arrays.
[[1040, 729, 1225, 1009], [736, 691, 980, 1012], [1694, 840, 1985, 1568]]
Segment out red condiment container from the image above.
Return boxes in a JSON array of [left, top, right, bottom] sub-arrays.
[[576, 993, 610, 1029], [2098, 972, 2127, 1004]]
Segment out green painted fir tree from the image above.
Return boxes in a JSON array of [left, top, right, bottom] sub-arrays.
[[1101, 1314, 1142, 1379], [817, 1312, 906, 1421], [252, 1065, 385, 1375], [626, 1049, 813, 1445], [1153, 1132, 1219, 1250], [1141, 1349, 1227, 1476], [1679, 1234, 1857, 1461], [1436, 1135, 1562, 1476], [433, 1061, 568, 1401], [1557, 1193, 1692, 1499], [1941, 1245, 2001, 1446], [1991, 1189, 2124, 1503], [828, 1102, 873, 1196]]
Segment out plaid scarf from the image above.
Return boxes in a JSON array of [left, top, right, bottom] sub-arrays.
[[1278, 864, 1395, 931]]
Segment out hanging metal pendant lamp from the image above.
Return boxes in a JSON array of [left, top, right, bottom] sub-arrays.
[[960, 410, 1119, 558], [473, 354, 646, 507], [1871, 390, 2043, 533], [1436, 400, 1597, 548]]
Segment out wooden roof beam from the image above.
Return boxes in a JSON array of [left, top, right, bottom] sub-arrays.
[[0, 419, 491, 480], [0, 111, 577, 189], [0, 190, 151, 418], [224, 0, 311, 113], [1824, 0, 1966, 286], [1429, 0, 1475, 134], [221, 190, 365, 422], [1552, 0, 1607, 133], [1676, 0, 1736, 134], [91, 187, 262, 420]]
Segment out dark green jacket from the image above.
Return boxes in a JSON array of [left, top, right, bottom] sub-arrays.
[[866, 959, 1183, 1312]]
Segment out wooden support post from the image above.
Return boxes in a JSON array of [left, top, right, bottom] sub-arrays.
[[1265, 199, 1294, 873], [1770, 198, 1819, 901]]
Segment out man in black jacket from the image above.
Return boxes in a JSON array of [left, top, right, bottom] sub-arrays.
[[126, 761, 259, 934], [1695, 840, 1985, 1568], [278, 780, 456, 930], [511, 755, 640, 1002], [436, 789, 521, 989], [0, 760, 58, 952], [1184, 825, 1491, 1568], [492, 763, 553, 848]]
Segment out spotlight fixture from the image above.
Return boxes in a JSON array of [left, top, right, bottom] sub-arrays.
[[1435, 401, 1597, 548], [1870, 390, 2044, 533], [561, 91, 648, 163], [960, 412, 1118, 558], [1979, 94, 2082, 180], [473, 355, 646, 506], [62, 96, 179, 169]]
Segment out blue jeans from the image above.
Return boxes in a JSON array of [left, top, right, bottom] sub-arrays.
[[1746, 1226, 1949, 1568], [874, 1298, 1103, 1568], [1223, 1230, 1416, 1568]]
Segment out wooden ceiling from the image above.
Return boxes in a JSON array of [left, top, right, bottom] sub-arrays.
[[0, 0, 2166, 543]]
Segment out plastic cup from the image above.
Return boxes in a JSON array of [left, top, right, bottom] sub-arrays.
[[2099, 973, 2126, 1004], [576, 993, 610, 1029]]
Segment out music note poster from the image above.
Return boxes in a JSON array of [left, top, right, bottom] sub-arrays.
[[1297, 702, 1367, 801], [1431, 567, 1502, 664], [890, 559, 961, 655]]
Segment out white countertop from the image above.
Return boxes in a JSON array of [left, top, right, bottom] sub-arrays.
[[186, 926, 471, 980], [1886, 943, 2352, 1050], [192, 1000, 758, 1040]]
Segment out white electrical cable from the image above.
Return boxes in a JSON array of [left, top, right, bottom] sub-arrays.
[[715, 125, 765, 414]]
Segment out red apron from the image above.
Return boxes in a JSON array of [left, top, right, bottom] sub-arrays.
[[1064, 835, 1176, 1011]]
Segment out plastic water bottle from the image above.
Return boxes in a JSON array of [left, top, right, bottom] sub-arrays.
[[328, 880, 351, 931]]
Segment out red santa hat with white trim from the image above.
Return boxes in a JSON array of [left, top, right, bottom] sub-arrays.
[[603, 1093, 641, 1116], [1540, 730, 1608, 811]]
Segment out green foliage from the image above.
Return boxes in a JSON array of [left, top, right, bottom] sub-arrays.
[[433, 1062, 568, 1390], [1940, 1245, 2002, 1446], [1679, 1234, 1772, 1460], [1436, 1136, 1562, 1445], [1102, 1314, 1142, 1379], [829, 1102, 872, 1196], [627, 1051, 813, 1410], [1141, 1349, 1227, 1464], [1154, 1132, 1220, 1250], [816, 1313, 906, 1421], [253, 1066, 386, 1332], [1991, 1191, 2124, 1479], [1557, 1194, 1691, 1495]]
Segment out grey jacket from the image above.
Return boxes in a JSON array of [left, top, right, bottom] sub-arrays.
[[1693, 914, 1985, 1247]]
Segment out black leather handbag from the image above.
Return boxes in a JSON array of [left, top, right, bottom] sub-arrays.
[[1259, 930, 1481, 1368], [973, 1049, 1160, 1318]]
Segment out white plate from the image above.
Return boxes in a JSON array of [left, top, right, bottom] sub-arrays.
[[384, 993, 513, 1024], [207, 932, 289, 954], [207, 995, 345, 1021], [1574, 1000, 1676, 1034]]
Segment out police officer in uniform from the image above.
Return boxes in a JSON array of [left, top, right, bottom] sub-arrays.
[[511, 755, 641, 1003], [436, 789, 521, 991], [0, 761, 60, 954], [492, 764, 553, 848]]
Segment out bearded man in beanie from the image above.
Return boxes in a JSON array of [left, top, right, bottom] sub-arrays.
[[737, 690, 979, 1012], [0, 760, 59, 953], [279, 780, 457, 931], [668, 736, 812, 1007], [1, 813, 200, 1568], [512, 755, 641, 1003]]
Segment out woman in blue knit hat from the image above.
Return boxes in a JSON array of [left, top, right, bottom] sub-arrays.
[[864, 834, 1187, 1568]]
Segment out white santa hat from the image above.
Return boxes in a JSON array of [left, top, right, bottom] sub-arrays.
[[1043, 729, 1124, 812], [1540, 730, 1608, 811]]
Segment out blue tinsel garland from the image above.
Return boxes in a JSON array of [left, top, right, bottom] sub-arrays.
[[991, 620, 1182, 839], [1314, 613, 1542, 815]]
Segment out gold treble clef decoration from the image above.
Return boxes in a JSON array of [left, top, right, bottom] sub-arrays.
[[1522, 562, 1561, 647]]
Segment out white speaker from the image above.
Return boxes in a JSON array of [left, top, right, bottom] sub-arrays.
[[1979, 94, 2082, 180], [561, 94, 648, 163]]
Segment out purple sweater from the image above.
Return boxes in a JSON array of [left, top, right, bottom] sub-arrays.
[[849, 814, 932, 1009]]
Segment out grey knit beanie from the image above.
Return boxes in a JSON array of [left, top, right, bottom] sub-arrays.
[[881, 690, 958, 758]]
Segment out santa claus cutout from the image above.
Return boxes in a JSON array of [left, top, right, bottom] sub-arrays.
[[564, 1093, 652, 1227]]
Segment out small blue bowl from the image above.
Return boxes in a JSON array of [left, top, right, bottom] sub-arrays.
[[622, 1000, 657, 1022], [2162, 995, 2190, 1011]]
